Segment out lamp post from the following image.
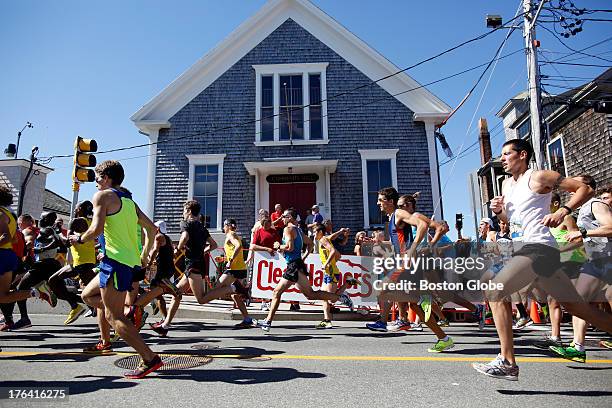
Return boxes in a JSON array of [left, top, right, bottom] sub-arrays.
[[5, 122, 34, 158], [17, 146, 39, 216]]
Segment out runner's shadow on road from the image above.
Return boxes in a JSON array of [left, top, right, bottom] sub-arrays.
[[0, 351, 111, 363], [344, 332, 415, 339], [446, 347, 551, 356], [566, 365, 612, 371], [196, 346, 284, 357], [221, 335, 332, 343], [159, 367, 325, 384], [498, 390, 612, 397], [0, 376, 138, 396]]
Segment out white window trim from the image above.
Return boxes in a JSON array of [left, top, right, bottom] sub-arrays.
[[254, 62, 329, 145], [546, 134, 568, 176], [358, 149, 399, 229], [186, 154, 226, 231]]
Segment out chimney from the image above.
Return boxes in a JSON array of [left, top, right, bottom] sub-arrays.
[[479, 118, 492, 165]]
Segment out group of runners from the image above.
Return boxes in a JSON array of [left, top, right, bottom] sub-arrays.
[[0, 137, 610, 381]]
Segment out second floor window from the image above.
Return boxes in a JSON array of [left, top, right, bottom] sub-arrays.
[[254, 63, 329, 144]]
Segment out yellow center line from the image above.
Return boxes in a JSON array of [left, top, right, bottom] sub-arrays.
[[1, 350, 612, 364]]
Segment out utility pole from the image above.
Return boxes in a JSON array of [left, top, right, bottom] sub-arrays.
[[523, 0, 547, 169]]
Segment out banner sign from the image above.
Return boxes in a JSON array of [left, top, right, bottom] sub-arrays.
[[251, 251, 378, 307]]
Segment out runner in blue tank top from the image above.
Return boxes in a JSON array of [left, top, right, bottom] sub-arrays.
[[258, 208, 353, 333]]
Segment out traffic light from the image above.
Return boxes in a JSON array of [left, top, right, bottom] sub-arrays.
[[73, 136, 97, 185]]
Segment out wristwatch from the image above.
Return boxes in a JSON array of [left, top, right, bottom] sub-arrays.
[[579, 227, 588, 238]]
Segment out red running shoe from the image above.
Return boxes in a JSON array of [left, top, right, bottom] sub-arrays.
[[124, 354, 163, 379]]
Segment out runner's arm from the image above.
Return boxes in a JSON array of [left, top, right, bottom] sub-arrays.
[[202, 236, 217, 255], [177, 231, 189, 253], [302, 232, 313, 260], [147, 234, 164, 267], [428, 219, 448, 247], [581, 202, 612, 238], [0, 212, 10, 247], [135, 204, 157, 265], [538, 171, 594, 227]]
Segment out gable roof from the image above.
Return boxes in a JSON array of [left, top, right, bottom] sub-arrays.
[[131, 0, 450, 130], [43, 189, 71, 216]]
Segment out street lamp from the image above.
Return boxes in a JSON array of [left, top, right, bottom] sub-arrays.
[[6, 122, 34, 159]]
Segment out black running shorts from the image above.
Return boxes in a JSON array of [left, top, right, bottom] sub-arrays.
[[282, 258, 309, 283]]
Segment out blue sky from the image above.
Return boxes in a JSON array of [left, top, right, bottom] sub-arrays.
[[1, 0, 609, 238]]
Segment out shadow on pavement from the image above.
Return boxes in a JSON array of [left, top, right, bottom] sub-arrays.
[[158, 366, 325, 384], [498, 390, 612, 397], [566, 365, 612, 371]]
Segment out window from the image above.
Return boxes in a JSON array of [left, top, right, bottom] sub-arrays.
[[261, 75, 274, 141], [359, 149, 399, 229], [186, 154, 225, 231], [279, 75, 304, 140], [517, 120, 531, 139], [547, 135, 567, 176], [254, 63, 329, 145], [367, 160, 392, 226]]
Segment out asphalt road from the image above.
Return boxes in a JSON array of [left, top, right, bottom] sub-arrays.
[[1, 314, 611, 408]]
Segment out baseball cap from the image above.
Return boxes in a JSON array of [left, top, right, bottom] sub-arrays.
[[311, 204, 319, 210], [480, 217, 493, 227], [154, 220, 167, 234]]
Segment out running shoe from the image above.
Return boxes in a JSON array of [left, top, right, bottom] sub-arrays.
[[316, 320, 333, 329], [83, 340, 113, 354], [150, 300, 160, 316], [11, 318, 32, 330], [533, 334, 563, 350], [419, 294, 432, 322], [600, 340, 612, 350], [84, 307, 95, 318], [512, 317, 533, 330], [64, 304, 86, 325], [0, 321, 15, 331], [258, 319, 272, 333], [549, 345, 586, 363], [160, 278, 181, 297], [110, 332, 121, 343], [139, 311, 149, 331], [428, 337, 455, 353], [150, 320, 164, 329], [338, 293, 354, 312], [366, 320, 388, 332], [407, 322, 423, 332], [387, 319, 410, 332], [34, 282, 57, 307], [472, 354, 519, 381], [234, 317, 256, 329], [149, 323, 169, 337], [437, 319, 450, 327], [124, 354, 163, 379]]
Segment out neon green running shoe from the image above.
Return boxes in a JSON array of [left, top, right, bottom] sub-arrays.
[[600, 340, 612, 350], [428, 337, 454, 353], [550, 345, 586, 363]]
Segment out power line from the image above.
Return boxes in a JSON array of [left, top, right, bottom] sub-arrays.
[[540, 61, 612, 68], [538, 23, 612, 63]]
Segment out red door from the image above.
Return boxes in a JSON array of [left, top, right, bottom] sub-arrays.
[[269, 182, 316, 223]]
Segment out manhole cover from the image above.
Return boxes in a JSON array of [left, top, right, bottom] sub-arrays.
[[114, 354, 213, 370], [190, 344, 220, 350]]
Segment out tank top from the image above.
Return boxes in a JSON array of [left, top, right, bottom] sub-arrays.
[[225, 234, 246, 270], [156, 233, 174, 271], [504, 168, 556, 247], [318, 237, 339, 275], [104, 188, 141, 267], [0, 207, 16, 250], [550, 226, 587, 263], [70, 219, 96, 266], [283, 225, 303, 263], [389, 211, 414, 255], [35, 227, 59, 261], [577, 198, 611, 260]]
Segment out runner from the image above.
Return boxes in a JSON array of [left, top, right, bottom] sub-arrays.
[[0, 186, 55, 312], [132, 220, 181, 337], [151, 200, 217, 335], [367, 187, 454, 353], [48, 201, 97, 325], [550, 175, 612, 362], [70, 160, 162, 378], [314, 223, 359, 328], [598, 185, 611, 207], [472, 139, 612, 381], [257, 208, 353, 333], [175, 218, 255, 329], [532, 192, 585, 349]]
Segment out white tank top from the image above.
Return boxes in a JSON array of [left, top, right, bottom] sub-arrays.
[[504, 168, 557, 247]]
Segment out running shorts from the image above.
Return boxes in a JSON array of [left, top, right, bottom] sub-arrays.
[[98, 257, 137, 292], [580, 256, 612, 285], [0, 248, 18, 275], [512, 243, 561, 277], [282, 258, 309, 283], [224, 269, 247, 279]]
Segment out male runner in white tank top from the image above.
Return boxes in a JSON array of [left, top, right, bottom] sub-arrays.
[[472, 139, 612, 381]]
